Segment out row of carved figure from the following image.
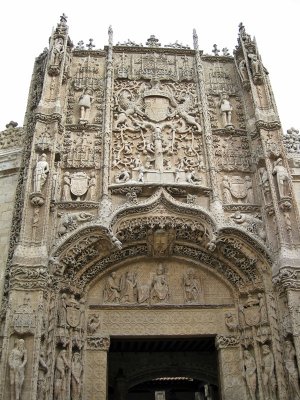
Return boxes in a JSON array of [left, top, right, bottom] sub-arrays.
[[102, 266, 203, 305]]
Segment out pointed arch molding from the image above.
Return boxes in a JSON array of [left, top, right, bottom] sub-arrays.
[[49, 189, 272, 293]]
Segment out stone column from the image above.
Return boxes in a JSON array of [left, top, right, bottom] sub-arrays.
[[84, 336, 110, 400], [215, 335, 247, 400]]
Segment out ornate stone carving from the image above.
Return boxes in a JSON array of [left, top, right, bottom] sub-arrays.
[[243, 349, 257, 400], [261, 344, 277, 400], [218, 92, 233, 128], [230, 211, 266, 241], [183, 267, 203, 304], [213, 135, 251, 172], [33, 153, 49, 193], [57, 212, 94, 236], [284, 340, 300, 399], [86, 336, 110, 351], [54, 349, 70, 400], [222, 175, 254, 204], [272, 158, 291, 200], [215, 335, 239, 349], [71, 352, 83, 400], [8, 339, 28, 400], [284, 127, 300, 153], [146, 228, 176, 257]]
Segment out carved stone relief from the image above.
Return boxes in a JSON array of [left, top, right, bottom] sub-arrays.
[[213, 134, 251, 172], [221, 175, 255, 204]]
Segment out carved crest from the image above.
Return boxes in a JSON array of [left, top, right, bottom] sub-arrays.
[[13, 300, 35, 334], [144, 96, 171, 122], [230, 176, 247, 199], [66, 306, 81, 328], [70, 172, 89, 197], [147, 228, 176, 256]]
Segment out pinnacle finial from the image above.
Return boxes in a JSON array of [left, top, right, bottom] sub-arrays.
[[60, 13, 68, 25], [193, 29, 199, 50], [108, 26, 113, 47]]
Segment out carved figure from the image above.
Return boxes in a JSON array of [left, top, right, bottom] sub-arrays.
[[230, 211, 266, 241], [120, 271, 137, 303], [87, 314, 101, 334], [248, 54, 260, 75], [224, 312, 238, 331], [185, 168, 201, 184], [52, 38, 64, 65], [245, 176, 254, 203], [115, 168, 130, 184], [79, 88, 93, 121], [272, 158, 291, 199], [62, 172, 71, 201], [54, 350, 70, 400], [219, 92, 233, 127], [37, 352, 48, 400], [243, 350, 257, 400], [259, 167, 271, 204], [58, 293, 67, 327], [103, 272, 120, 303], [151, 264, 169, 303], [183, 268, 201, 303], [285, 340, 300, 399], [239, 59, 248, 82], [88, 172, 96, 201], [8, 339, 27, 400], [33, 153, 49, 192], [261, 344, 276, 400], [222, 175, 232, 203], [71, 353, 82, 400]]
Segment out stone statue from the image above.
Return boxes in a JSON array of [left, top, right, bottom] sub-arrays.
[[272, 158, 291, 199], [103, 272, 120, 303], [258, 293, 268, 324], [71, 353, 82, 400], [58, 293, 67, 327], [115, 168, 130, 184], [8, 339, 27, 400], [88, 172, 96, 201], [222, 175, 232, 203], [243, 350, 257, 400], [33, 153, 49, 192], [245, 175, 254, 203], [261, 344, 276, 400], [183, 268, 201, 303], [37, 352, 48, 400], [284, 340, 300, 399], [151, 264, 169, 303], [259, 167, 271, 204], [51, 38, 64, 65], [62, 172, 71, 201], [87, 314, 101, 334], [54, 349, 70, 400], [239, 59, 248, 82], [79, 88, 94, 121], [219, 92, 233, 127], [120, 271, 137, 304], [248, 54, 260, 75]]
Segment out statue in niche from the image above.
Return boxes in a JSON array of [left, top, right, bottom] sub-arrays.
[[218, 92, 233, 128], [37, 352, 48, 400], [33, 153, 49, 192], [284, 340, 300, 399], [261, 344, 276, 400], [54, 350, 70, 400], [71, 353, 82, 400], [103, 272, 121, 303], [61, 172, 71, 201], [259, 167, 271, 204], [183, 268, 202, 304], [222, 175, 232, 203], [87, 172, 96, 201], [58, 293, 67, 327], [243, 350, 257, 400], [248, 53, 260, 76], [151, 264, 169, 303], [8, 339, 27, 400], [79, 88, 94, 122], [245, 176, 254, 203], [120, 271, 137, 304], [258, 293, 268, 324], [272, 158, 291, 199], [239, 59, 249, 82], [51, 38, 64, 65]]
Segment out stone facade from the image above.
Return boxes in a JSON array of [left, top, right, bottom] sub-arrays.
[[0, 15, 300, 399]]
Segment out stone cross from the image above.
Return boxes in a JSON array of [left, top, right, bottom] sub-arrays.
[[212, 44, 220, 56], [60, 13, 68, 24], [76, 40, 85, 50], [86, 39, 95, 50], [222, 47, 230, 56]]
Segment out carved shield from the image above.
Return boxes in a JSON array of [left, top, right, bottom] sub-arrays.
[[244, 305, 260, 327], [66, 306, 80, 328], [144, 97, 170, 122], [70, 172, 88, 197], [230, 176, 247, 199]]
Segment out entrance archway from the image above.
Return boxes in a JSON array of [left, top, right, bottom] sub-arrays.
[[108, 337, 220, 400]]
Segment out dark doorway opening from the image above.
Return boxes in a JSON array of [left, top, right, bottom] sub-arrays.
[[108, 336, 220, 400]]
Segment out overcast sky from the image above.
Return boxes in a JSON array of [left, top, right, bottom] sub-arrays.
[[1, 0, 299, 132]]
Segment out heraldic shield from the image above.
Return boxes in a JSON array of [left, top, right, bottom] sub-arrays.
[[70, 172, 89, 200], [244, 305, 260, 327], [230, 176, 247, 200], [144, 96, 171, 122], [66, 306, 80, 328]]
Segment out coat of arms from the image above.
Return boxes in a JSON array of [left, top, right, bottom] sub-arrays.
[[229, 176, 247, 200], [70, 172, 89, 200]]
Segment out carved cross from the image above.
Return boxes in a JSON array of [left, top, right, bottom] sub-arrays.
[[222, 47, 230, 56], [212, 44, 220, 56], [60, 13, 68, 24], [86, 39, 95, 50], [76, 40, 85, 50]]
